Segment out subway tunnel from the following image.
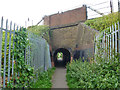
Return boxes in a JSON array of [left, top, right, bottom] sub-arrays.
[[53, 48, 71, 67]]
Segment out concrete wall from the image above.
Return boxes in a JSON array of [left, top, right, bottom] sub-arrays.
[[44, 5, 87, 27]]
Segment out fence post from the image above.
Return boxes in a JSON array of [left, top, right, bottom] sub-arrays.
[[44, 43, 46, 71], [112, 25, 114, 58], [0, 17, 3, 87], [12, 24, 15, 76], [103, 31, 105, 58], [3, 19, 8, 88], [115, 23, 117, 54], [94, 35, 96, 61], [110, 26, 112, 59], [108, 33, 110, 61], [8, 21, 12, 82], [118, 22, 120, 61], [106, 35, 108, 58]]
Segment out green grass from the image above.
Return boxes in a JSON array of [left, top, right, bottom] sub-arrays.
[[31, 67, 56, 88]]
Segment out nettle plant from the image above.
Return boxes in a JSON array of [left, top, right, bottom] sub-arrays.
[[7, 28, 34, 88]]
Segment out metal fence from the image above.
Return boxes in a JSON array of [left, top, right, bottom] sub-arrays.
[[28, 32, 51, 72], [95, 22, 120, 60], [0, 17, 51, 88]]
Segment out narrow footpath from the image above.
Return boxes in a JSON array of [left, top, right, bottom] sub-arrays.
[[52, 67, 68, 88]]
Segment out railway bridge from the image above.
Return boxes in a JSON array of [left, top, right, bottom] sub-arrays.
[[43, 5, 99, 67]]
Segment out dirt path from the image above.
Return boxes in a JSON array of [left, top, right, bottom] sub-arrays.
[[52, 67, 68, 88]]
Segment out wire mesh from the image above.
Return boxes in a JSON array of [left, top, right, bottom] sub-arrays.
[[27, 31, 51, 73]]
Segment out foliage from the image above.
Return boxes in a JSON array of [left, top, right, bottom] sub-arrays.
[[57, 52, 63, 59], [1, 31, 14, 77], [85, 12, 119, 31], [31, 67, 56, 88], [66, 57, 120, 88], [27, 25, 50, 43], [7, 28, 35, 88]]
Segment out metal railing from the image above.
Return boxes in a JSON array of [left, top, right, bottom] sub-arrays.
[[0, 17, 51, 88], [95, 22, 120, 61]]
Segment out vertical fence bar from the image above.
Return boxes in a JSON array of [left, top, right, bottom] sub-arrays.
[[27, 46, 29, 65], [112, 25, 114, 58], [103, 31, 105, 58], [101, 34, 104, 58], [8, 21, 12, 82], [17, 26, 18, 32], [0, 17, 3, 87], [15, 26, 18, 77], [3, 19, 8, 88], [15, 26, 18, 62], [29, 46, 31, 65], [25, 48, 26, 65], [110, 26, 112, 59], [106, 35, 108, 58], [108, 34, 109, 61], [115, 23, 117, 54], [12, 24, 15, 76], [118, 22, 120, 61], [94, 35, 96, 60]]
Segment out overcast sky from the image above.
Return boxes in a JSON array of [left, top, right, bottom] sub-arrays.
[[0, 0, 118, 27]]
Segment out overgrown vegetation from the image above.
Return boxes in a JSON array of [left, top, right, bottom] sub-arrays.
[[31, 67, 55, 88], [66, 57, 120, 88], [7, 28, 35, 88], [27, 25, 50, 42], [67, 13, 120, 88], [85, 12, 119, 31], [1, 32, 14, 77]]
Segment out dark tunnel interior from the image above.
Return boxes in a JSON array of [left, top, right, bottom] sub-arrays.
[[53, 48, 71, 67]]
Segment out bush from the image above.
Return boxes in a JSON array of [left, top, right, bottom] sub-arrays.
[[27, 25, 50, 42], [85, 12, 119, 31], [66, 58, 120, 88], [31, 67, 56, 88]]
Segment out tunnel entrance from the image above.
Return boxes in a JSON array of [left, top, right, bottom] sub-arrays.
[[53, 48, 71, 67]]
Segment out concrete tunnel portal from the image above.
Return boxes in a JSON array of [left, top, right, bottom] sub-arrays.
[[53, 48, 71, 67]]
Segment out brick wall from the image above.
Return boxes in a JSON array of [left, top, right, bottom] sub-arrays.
[[50, 22, 99, 60], [44, 5, 87, 27]]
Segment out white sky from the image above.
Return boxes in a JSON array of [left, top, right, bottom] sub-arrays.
[[0, 0, 118, 27]]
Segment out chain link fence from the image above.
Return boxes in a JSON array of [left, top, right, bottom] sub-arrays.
[[27, 31, 51, 72]]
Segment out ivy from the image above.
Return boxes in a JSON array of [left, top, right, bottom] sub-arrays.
[[7, 28, 34, 88]]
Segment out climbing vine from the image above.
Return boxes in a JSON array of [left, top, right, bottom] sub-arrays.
[[7, 28, 34, 88]]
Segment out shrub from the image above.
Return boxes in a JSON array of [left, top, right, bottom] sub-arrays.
[[31, 67, 56, 88], [85, 12, 119, 31], [66, 57, 120, 88], [27, 25, 50, 42]]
